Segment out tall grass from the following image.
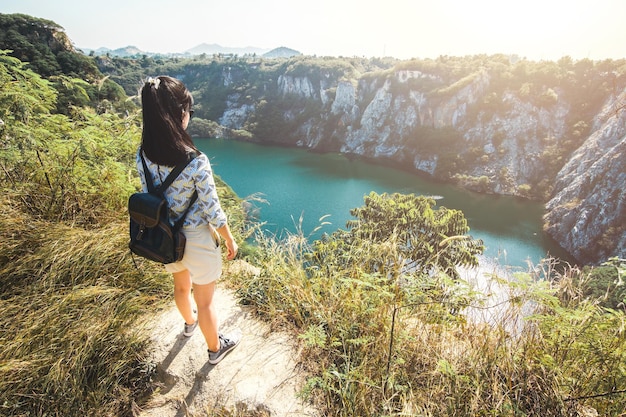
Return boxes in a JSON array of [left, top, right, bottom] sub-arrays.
[[0, 60, 178, 415], [0, 200, 173, 416], [0, 62, 241, 415], [230, 228, 626, 416]]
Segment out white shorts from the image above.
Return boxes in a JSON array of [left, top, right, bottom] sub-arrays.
[[164, 225, 222, 285]]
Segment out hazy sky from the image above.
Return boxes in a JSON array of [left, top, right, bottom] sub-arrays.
[[2, 0, 625, 61]]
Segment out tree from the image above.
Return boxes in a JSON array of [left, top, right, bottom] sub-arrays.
[[310, 192, 484, 281], [0, 51, 57, 123], [0, 51, 139, 224]]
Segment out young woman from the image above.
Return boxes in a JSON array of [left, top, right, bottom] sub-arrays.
[[138, 75, 240, 365]]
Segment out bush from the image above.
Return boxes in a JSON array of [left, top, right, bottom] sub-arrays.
[[574, 259, 626, 309]]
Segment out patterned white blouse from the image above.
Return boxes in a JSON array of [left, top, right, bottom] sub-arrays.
[[136, 148, 228, 229]]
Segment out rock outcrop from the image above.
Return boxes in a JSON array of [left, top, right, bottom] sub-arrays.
[[544, 92, 626, 264]]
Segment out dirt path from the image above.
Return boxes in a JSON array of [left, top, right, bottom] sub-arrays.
[[137, 262, 318, 417]]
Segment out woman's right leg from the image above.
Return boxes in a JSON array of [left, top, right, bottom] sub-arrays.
[[192, 281, 220, 352]]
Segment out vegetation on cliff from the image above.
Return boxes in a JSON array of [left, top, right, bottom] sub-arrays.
[[94, 51, 626, 203]]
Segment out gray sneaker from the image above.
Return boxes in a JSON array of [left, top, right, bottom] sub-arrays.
[[183, 320, 197, 337], [208, 332, 241, 365]]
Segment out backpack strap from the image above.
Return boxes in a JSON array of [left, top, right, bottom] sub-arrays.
[[139, 149, 156, 193], [139, 149, 197, 195], [156, 151, 198, 195], [139, 149, 199, 231]]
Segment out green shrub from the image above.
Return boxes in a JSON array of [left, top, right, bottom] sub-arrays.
[[574, 258, 626, 309]]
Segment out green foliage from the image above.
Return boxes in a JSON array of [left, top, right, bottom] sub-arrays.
[[0, 13, 99, 79], [0, 51, 57, 122], [229, 192, 625, 417], [517, 183, 532, 198], [0, 15, 131, 115], [284, 56, 358, 81], [343, 192, 484, 278], [232, 192, 486, 415], [574, 258, 626, 309], [50, 74, 91, 112], [0, 52, 161, 415], [1, 54, 140, 225]]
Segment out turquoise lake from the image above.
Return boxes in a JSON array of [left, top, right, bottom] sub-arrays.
[[196, 138, 572, 269]]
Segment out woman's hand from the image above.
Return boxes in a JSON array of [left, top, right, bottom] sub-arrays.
[[225, 239, 238, 260], [216, 224, 238, 260]]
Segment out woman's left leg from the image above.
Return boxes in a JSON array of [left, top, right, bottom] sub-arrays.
[[173, 270, 196, 325], [192, 281, 220, 352]]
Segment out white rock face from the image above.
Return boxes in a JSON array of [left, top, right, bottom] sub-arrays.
[[220, 94, 255, 129], [544, 91, 626, 264], [278, 75, 315, 98], [414, 156, 438, 176], [461, 91, 570, 188]]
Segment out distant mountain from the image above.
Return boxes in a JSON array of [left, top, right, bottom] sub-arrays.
[[263, 47, 301, 58], [82, 43, 300, 58], [185, 43, 269, 56], [86, 46, 145, 57]]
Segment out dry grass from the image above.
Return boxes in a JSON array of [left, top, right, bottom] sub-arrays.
[[229, 228, 626, 417], [0, 199, 172, 416]]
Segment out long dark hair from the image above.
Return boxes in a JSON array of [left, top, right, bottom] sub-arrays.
[[140, 75, 198, 165]]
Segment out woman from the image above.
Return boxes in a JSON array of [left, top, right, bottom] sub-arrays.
[[138, 75, 240, 365]]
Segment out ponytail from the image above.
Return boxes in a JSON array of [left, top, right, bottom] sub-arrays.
[[140, 76, 197, 166]]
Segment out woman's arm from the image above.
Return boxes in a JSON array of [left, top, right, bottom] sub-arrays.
[[216, 223, 238, 260]]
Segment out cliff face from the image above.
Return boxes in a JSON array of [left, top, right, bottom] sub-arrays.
[[185, 57, 626, 265], [544, 92, 626, 264]]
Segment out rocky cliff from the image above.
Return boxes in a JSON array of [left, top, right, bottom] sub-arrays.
[[169, 56, 626, 265], [544, 91, 626, 264]]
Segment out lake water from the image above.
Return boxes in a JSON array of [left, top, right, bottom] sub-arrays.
[[196, 138, 572, 269]]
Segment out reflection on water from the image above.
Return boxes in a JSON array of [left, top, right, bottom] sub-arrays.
[[197, 138, 573, 268]]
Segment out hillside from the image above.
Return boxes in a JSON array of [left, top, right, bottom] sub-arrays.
[[0, 13, 130, 114], [0, 13, 95, 78]]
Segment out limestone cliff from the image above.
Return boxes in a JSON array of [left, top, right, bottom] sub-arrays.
[[179, 56, 626, 265], [544, 92, 626, 264]]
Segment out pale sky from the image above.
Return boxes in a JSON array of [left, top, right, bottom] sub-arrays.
[[1, 0, 625, 61]]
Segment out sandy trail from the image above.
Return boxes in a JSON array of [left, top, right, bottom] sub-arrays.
[[137, 262, 317, 417]]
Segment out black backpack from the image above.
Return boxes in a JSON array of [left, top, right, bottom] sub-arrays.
[[128, 151, 198, 264]]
